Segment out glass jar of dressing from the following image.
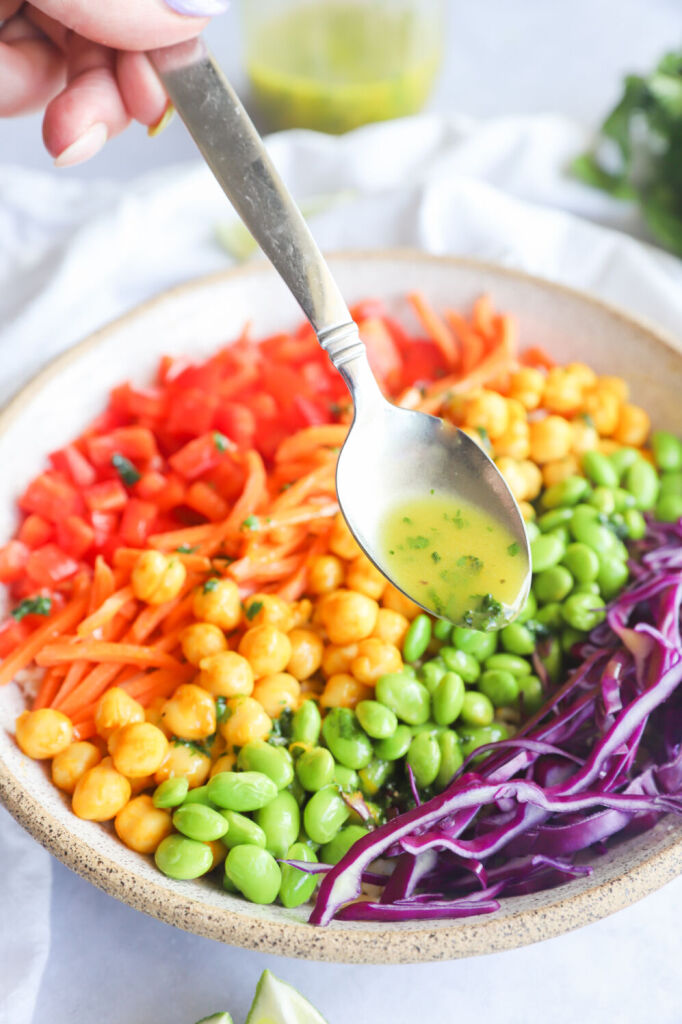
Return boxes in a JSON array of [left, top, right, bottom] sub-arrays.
[[241, 0, 446, 133]]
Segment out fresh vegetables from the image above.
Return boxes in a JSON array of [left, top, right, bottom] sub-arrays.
[[3, 292, 681, 927], [573, 50, 682, 255]]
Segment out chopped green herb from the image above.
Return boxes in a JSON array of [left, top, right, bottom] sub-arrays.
[[402, 516, 413, 525], [431, 550, 442, 563], [176, 544, 198, 554], [406, 535, 430, 550], [279, 482, 293, 492], [203, 578, 219, 593], [111, 453, 141, 486], [245, 600, 264, 621], [172, 737, 208, 757], [268, 707, 294, 746], [215, 697, 229, 724], [241, 514, 259, 531], [213, 431, 230, 452], [11, 596, 52, 621], [507, 542, 520, 557], [456, 555, 483, 572], [430, 488, 435, 495]]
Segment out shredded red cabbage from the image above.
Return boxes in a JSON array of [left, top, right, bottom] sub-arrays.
[[309, 518, 682, 926]]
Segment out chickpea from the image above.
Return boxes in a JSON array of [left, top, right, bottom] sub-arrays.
[[205, 731, 226, 760], [95, 689, 145, 741], [345, 554, 387, 601], [464, 389, 509, 440], [290, 598, 312, 628], [570, 417, 599, 455], [613, 404, 650, 447], [321, 642, 359, 678], [519, 501, 535, 522], [459, 426, 489, 450], [238, 625, 292, 677], [542, 367, 584, 415], [243, 593, 294, 632], [529, 415, 572, 463], [596, 438, 621, 456], [371, 607, 409, 648], [15, 708, 73, 759], [219, 696, 271, 747], [583, 388, 620, 437], [144, 695, 172, 736], [252, 672, 300, 718], [495, 457, 529, 502], [509, 367, 545, 410], [542, 456, 580, 487], [308, 554, 345, 595], [320, 673, 372, 710], [128, 773, 157, 796], [350, 637, 402, 685], [72, 760, 131, 821], [596, 375, 629, 403], [108, 722, 169, 777], [381, 582, 421, 619], [516, 460, 543, 501], [286, 628, 323, 679], [51, 741, 101, 794], [493, 419, 530, 461], [192, 577, 241, 631], [328, 512, 362, 560], [154, 742, 211, 788], [131, 550, 186, 605], [198, 651, 254, 698], [161, 684, 216, 740], [566, 362, 598, 389], [206, 838, 227, 870], [210, 750, 238, 777], [319, 589, 379, 645], [114, 794, 173, 854], [180, 622, 227, 666]]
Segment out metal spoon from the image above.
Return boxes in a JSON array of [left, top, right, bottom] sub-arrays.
[[150, 40, 531, 627]]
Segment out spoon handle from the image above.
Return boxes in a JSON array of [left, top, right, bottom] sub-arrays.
[[150, 40, 374, 385]]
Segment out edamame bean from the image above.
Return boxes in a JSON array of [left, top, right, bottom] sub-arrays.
[[478, 669, 519, 707], [439, 647, 480, 683], [208, 771, 278, 812], [182, 785, 214, 806], [531, 532, 566, 572], [569, 506, 599, 540], [484, 653, 532, 676], [534, 565, 574, 604], [419, 657, 447, 694], [279, 841, 317, 908], [220, 810, 267, 850], [597, 557, 629, 600], [356, 700, 398, 739], [295, 747, 335, 792], [561, 627, 584, 654], [303, 786, 350, 844], [320, 825, 369, 865], [237, 741, 293, 790], [612, 487, 636, 512], [153, 776, 189, 809], [406, 731, 441, 787], [255, 790, 300, 859], [515, 591, 537, 625], [403, 613, 432, 663], [500, 622, 535, 655], [459, 690, 494, 726], [535, 602, 564, 631], [435, 730, 463, 789], [624, 459, 659, 510], [537, 508, 574, 533], [516, 675, 544, 715], [609, 447, 639, 480], [321, 708, 373, 769], [358, 758, 393, 796], [451, 626, 498, 660], [582, 450, 619, 488], [622, 508, 646, 539], [571, 518, 626, 558], [374, 723, 412, 761], [536, 636, 562, 684], [588, 487, 616, 515], [291, 700, 321, 747], [656, 494, 682, 523], [432, 672, 465, 726], [561, 542, 599, 583], [542, 476, 590, 508], [173, 803, 229, 842], [651, 431, 682, 472], [288, 775, 306, 807], [224, 845, 281, 904], [574, 582, 600, 595], [155, 835, 213, 880], [561, 592, 606, 631], [660, 472, 682, 497], [525, 520, 541, 543], [375, 673, 431, 726], [458, 723, 508, 758], [432, 618, 453, 642], [333, 764, 359, 792]]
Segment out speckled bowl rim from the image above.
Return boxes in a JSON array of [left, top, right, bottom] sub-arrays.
[[1, 250, 682, 964]]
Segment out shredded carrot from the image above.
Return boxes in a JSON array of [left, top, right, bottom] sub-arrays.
[[77, 585, 135, 637], [0, 591, 88, 688], [32, 666, 67, 710], [521, 344, 554, 370], [408, 291, 459, 368], [36, 641, 182, 670], [472, 294, 494, 341], [275, 426, 348, 465], [113, 548, 212, 574]]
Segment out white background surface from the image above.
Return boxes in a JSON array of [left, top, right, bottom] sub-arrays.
[[2, 2, 682, 1023]]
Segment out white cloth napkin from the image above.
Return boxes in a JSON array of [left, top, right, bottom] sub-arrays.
[[1, 112, 682, 1024]]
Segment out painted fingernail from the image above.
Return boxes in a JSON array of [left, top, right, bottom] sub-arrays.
[[163, 0, 230, 14], [54, 123, 108, 168]]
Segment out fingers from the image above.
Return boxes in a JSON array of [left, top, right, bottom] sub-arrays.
[[0, 15, 65, 116], [30, 0, 210, 51], [0, 0, 24, 19], [43, 35, 130, 165], [115, 50, 168, 126]]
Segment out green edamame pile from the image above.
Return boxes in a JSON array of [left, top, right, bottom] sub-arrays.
[[152, 428, 682, 909]]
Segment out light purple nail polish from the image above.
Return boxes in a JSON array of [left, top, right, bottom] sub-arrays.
[[164, 0, 230, 15]]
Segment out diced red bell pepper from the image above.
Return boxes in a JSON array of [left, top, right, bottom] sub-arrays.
[[120, 499, 158, 546], [83, 479, 128, 512], [109, 383, 168, 422], [49, 444, 97, 488], [400, 339, 449, 388], [349, 298, 387, 322], [26, 544, 79, 587], [0, 617, 29, 657], [19, 472, 82, 522], [153, 474, 186, 514], [86, 426, 158, 467], [135, 470, 168, 501], [169, 433, 229, 480], [0, 540, 29, 582], [165, 387, 219, 438], [243, 391, 278, 422], [18, 514, 53, 549], [292, 395, 332, 427], [90, 510, 119, 548], [57, 515, 95, 560], [213, 403, 256, 449], [210, 459, 246, 503], [185, 481, 229, 522]]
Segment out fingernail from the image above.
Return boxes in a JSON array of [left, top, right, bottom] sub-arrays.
[[163, 0, 230, 14], [54, 123, 108, 168], [148, 103, 175, 138]]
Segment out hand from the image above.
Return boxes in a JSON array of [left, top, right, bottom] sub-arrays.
[[0, 0, 216, 166]]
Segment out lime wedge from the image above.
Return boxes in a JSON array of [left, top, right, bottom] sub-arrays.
[[195, 1014, 234, 1024], [246, 971, 328, 1024]]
